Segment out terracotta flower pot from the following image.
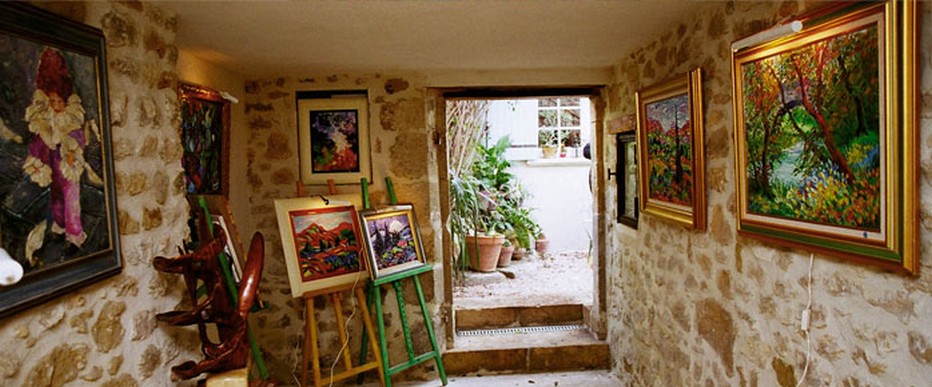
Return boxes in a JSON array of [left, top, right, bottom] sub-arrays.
[[497, 245, 515, 267], [465, 235, 504, 272], [534, 236, 549, 255], [512, 247, 529, 261]]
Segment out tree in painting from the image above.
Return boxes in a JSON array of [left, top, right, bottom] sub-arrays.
[[742, 22, 880, 229], [645, 94, 692, 206]]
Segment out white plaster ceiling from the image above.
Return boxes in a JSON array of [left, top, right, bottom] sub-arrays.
[[155, 0, 706, 77]]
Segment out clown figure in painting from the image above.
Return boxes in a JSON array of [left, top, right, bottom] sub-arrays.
[[21, 48, 102, 264]]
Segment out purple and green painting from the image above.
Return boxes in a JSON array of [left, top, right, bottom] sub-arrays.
[[365, 212, 418, 271], [644, 94, 693, 206], [741, 22, 880, 230], [309, 109, 360, 173]]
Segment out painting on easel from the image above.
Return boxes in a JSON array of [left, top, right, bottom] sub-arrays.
[[275, 197, 367, 297], [359, 204, 426, 279]]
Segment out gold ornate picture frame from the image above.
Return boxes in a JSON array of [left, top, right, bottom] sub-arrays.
[[731, 1, 918, 274], [636, 68, 706, 230]]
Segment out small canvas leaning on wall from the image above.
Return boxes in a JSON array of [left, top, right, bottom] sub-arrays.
[[731, 0, 919, 274], [0, 3, 121, 318]]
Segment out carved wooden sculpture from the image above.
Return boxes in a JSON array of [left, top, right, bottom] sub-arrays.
[[153, 231, 265, 381]]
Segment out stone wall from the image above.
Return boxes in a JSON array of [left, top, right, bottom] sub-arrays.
[[0, 2, 198, 386], [241, 74, 445, 381], [603, 1, 932, 385]]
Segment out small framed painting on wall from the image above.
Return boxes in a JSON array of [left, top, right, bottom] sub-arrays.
[[296, 91, 371, 186], [179, 83, 230, 196], [636, 68, 706, 230]]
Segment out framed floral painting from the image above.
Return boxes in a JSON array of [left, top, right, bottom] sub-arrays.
[[731, 1, 919, 274], [636, 68, 705, 230], [180, 83, 230, 196], [359, 204, 426, 280], [0, 3, 121, 318], [274, 197, 367, 297], [296, 91, 371, 186]]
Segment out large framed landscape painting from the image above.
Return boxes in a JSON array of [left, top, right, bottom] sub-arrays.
[[0, 3, 121, 318], [359, 204, 426, 280], [731, 1, 918, 274], [636, 68, 705, 230], [274, 197, 367, 297], [296, 92, 371, 186]]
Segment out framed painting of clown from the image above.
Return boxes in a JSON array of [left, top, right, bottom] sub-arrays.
[[0, 3, 120, 318]]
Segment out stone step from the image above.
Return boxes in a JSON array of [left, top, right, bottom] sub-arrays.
[[443, 327, 610, 376], [455, 303, 585, 330]]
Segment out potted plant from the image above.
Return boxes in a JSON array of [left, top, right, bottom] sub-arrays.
[[497, 238, 515, 267], [534, 232, 549, 255], [538, 129, 564, 159]]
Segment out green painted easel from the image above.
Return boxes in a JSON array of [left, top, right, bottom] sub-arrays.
[[358, 178, 448, 387], [194, 196, 269, 382]]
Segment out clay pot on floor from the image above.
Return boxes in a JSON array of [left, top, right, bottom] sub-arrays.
[[534, 235, 549, 255], [512, 247, 529, 260], [498, 244, 516, 267], [465, 235, 504, 272]]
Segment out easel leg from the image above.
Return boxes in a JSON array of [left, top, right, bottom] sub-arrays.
[[413, 276, 447, 385], [356, 287, 387, 387], [372, 285, 392, 387], [392, 281, 416, 359], [302, 298, 323, 387]]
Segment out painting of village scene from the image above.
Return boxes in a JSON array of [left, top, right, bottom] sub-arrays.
[[737, 14, 882, 235], [360, 205, 425, 279], [310, 109, 360, 173], [643, 94, 693, 207]]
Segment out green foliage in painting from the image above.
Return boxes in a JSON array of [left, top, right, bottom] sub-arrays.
[[645, 94, 693, 206], [742, 23, 880, 230]]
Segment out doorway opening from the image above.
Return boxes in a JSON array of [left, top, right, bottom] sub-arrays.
[[438, 88, 605, 348]]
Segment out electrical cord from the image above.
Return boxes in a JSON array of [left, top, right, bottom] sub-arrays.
[[795, 253, 814, 387], [328, 272, 363, 387]]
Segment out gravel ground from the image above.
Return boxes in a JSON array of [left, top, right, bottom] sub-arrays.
[[453, 250, 594, 309]]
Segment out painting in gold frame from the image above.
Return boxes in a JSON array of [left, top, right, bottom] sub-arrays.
[[636, 68, 705, 230], [731, 1, 918, 274]]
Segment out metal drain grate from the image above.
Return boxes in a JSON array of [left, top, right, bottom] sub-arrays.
[[457, 324, 586, 337]]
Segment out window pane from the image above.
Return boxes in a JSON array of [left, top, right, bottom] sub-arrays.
[[538, 98, 557, 107], [538, 109, 557, 128], [565, 130, 581, 147], [560, 109, 580, 127], [559, 97, 580, 107]]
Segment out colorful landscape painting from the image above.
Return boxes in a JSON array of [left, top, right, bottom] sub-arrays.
[[365, 212, 418, 271], [288, 206, 362, 282], [644, 93, 692, 206], [309, 109, 360, 173], [740, 21, 880, 231]]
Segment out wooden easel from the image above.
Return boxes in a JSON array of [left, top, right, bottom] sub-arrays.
[[296, 179, 386, 387], [359, 178, 448, 387], [300, 283, 385, 387]]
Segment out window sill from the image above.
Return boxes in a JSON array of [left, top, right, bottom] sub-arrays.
[[525, 158, 591, 167]]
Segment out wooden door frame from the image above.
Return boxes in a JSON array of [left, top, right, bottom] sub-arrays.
[[432, 86, 607, 347]]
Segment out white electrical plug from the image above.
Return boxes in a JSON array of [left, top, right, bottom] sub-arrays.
[[800, 309, 811, 332]]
